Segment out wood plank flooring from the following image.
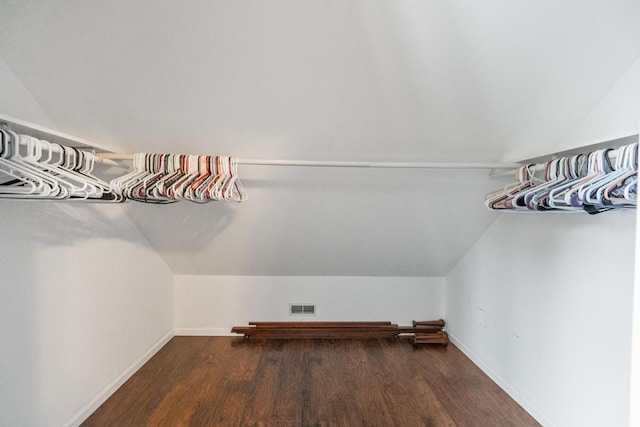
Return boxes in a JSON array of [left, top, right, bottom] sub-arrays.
[[82, 337, 539, 426]]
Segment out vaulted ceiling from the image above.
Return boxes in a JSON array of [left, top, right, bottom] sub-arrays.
[[1, 1, 639, 276]]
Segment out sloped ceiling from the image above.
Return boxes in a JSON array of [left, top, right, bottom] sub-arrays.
[[0, 1, 639, 276]]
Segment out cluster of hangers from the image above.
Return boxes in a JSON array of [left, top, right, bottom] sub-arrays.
[[2, 124, 637, 211], [110, 153, 247, 203], [0, 131, 246, 203], [0, 130, 122, 201], [486, 143, 638, 214]]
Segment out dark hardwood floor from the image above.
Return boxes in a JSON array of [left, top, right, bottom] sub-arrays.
[[82, 337, 539, 426]]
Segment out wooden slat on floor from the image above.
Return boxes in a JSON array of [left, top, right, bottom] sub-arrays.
[[82, 337, 539, 426], [231, 321, 445, 340]]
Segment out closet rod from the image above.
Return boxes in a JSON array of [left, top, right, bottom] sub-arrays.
[[0, 115, 520, 170], [237, 158, 521, 169], [96, 153, 521, 170]]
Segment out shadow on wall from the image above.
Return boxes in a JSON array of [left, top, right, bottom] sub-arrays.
[[0, 200, 142, 246], [0, 198, 182, 425], [122, 200, 236, 252], [0, 199, 234, 249]]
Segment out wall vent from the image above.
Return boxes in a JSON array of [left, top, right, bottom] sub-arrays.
[[290, 304, 316, 316]]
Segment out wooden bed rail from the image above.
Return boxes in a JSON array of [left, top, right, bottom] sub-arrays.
[[231, 320, 449, 345]]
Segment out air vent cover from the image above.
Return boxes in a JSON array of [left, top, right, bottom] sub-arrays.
[[290, 304, 316, 316]]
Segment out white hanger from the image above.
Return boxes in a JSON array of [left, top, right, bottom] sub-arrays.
[[485, 165, 537, 210], [0, 131, 63, 198]]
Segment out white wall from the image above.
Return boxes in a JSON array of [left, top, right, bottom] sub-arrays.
[[505, 56, 640, 161], [632, 207, 640, 426], [1, 52, 174, 426], [629, 105, 640, 426], [0, 201, 174, 427], [175, 275, 444, 335], [562, 57, 640, 151], [446, 210, 636, 427]]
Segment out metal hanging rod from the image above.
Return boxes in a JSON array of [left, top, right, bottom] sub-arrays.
[[238, 159, 522, 169], [3, 115, 637, 171], [95, 153, 521, 169], [1, 114, 522, 170]]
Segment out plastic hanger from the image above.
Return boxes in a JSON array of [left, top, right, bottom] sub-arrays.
[[224, 157, 247, 201], [196, 156, 217, 202], [182, 155, 208, 203], [509, 160, 560, 211], [602, 143, 637, 207], [547, 155, 586, 210], [485, 165, 536, 210], [0, 131, 63, 198], [22, 137, 96, 199], [525, 158, 571, 210], [154, 154, 184, 200], [0, 131, 42, 196]]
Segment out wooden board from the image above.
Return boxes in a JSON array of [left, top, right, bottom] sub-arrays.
[[231, 321, 445, 340]]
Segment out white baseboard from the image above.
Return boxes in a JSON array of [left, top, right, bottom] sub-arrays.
[[64, 330, 174, 427], [448, 333, 551, 427], [174, 327, 238, 336]]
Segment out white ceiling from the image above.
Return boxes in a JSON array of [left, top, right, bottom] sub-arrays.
[[0, 1, 639, 276]]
